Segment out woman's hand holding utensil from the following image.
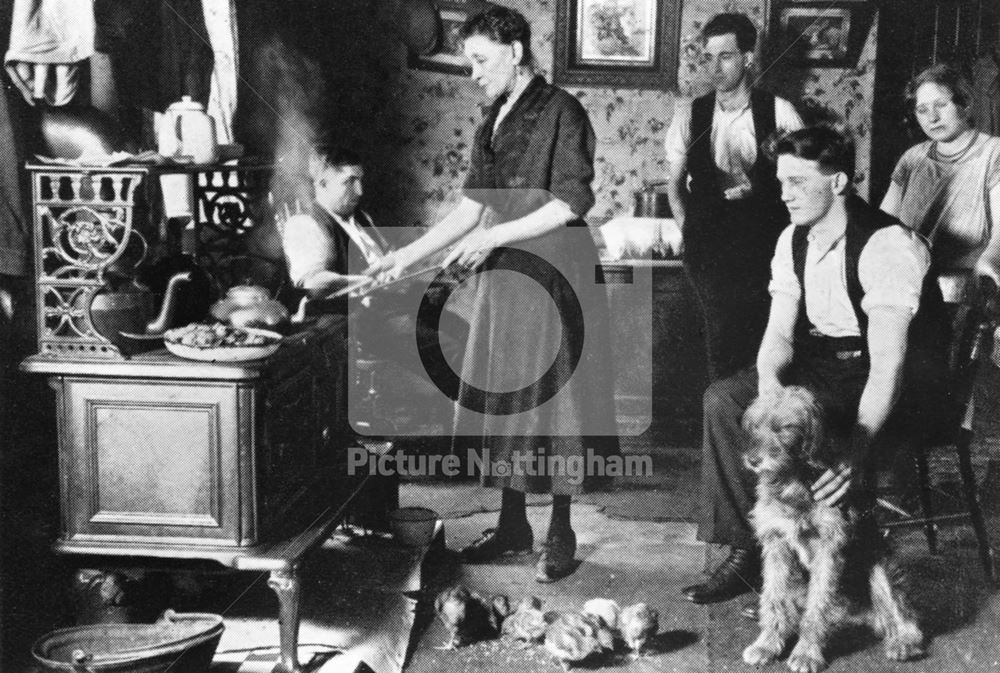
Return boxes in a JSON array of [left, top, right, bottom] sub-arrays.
[[442, 227, 499, 270], [367, 249, 417, 285]]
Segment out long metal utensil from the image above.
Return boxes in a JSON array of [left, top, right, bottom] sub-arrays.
[[324, 264, 444, 300]]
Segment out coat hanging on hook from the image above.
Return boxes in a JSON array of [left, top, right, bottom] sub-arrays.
[[4, 0, 95, 106]]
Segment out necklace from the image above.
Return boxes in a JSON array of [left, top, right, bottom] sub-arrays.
[[931, 130, 978, 163]]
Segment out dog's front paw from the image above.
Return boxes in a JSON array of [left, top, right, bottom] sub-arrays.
[[786, 641, 827, 673], [743, 634, 783, 666], [884, 634, 925, 661]]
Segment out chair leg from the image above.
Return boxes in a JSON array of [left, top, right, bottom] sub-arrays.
[[915, 450, 938, 555], [955, 428, 996, 583]]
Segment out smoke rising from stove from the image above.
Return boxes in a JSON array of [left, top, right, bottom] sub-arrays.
[[247, 35, 326, 221]]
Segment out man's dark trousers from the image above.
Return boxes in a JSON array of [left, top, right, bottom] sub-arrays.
[[699, 351, 869, 548], [684, 198, 778, 382]]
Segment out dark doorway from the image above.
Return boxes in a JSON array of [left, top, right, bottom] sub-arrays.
[[870, 0, 999, 202]]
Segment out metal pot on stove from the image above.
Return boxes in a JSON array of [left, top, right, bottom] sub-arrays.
[[210, 284, 289, 330], [634, 180, 673, 218]]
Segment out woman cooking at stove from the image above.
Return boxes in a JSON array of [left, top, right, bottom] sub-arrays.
[[880, 63, 1000, 292], [369, 5, 619, 583]]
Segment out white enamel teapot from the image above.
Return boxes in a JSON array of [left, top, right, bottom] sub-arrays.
[[157, 96, 218, 164]]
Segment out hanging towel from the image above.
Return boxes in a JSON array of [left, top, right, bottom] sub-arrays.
[[202, 0, 238, 144], [158, 0, 213, 110], [4, 0, 95, 106]]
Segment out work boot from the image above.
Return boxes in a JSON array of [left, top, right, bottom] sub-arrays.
[[682, 547, 760, 604], [460, 524, 533, 563], [535, 527, 577, 583]]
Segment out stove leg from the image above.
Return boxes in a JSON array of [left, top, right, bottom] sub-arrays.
[[268, 568, 302, 673]]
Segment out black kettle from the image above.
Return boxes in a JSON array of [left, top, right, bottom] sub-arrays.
[[85, 229, 194, 354], [136, 218, 214, 327], [89, 272, 192, 337]]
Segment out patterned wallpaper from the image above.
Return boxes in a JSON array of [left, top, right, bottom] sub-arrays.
[[381, 0, 878, 228]]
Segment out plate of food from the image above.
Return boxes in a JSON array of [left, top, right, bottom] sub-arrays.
[[164, 323, 284, 362]]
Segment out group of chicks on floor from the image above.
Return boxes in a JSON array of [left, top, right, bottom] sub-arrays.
[[434, 585, 659, 670]]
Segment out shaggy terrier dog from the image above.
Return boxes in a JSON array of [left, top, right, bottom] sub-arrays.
[[741, 386, 924, 673]]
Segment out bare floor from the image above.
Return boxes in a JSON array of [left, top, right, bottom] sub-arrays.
[[402, 492, 1000, 673], [8, 454, 1000, 673]]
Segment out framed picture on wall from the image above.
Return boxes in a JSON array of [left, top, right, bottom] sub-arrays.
[[407, 2, 473, 76], [769, 1, 873, 68], [554, 0, 682, 88]]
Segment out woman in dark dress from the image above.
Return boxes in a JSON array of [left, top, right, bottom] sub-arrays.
[[370, 5, 619, 582]]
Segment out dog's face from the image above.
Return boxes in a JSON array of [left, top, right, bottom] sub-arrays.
[[742, 386, 827, 475]]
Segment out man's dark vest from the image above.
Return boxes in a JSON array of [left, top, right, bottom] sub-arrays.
[[790, 196, 949, 361], [687, 89, 781, 206], [685, 89, 786, 270], [311, 204, 387, 276], [288, 206, 388, 315]]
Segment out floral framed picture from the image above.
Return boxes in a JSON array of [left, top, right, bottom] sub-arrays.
[[769, 1, 873, 68], [554, 0, 682, 89], [407, 2, 473, 76]]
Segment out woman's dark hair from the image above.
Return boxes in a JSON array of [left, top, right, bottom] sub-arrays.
[[773, 126, 856, 181], [459, 4, 534, 67], [904, 63, 974, 113], [702, 13, 757, 53]]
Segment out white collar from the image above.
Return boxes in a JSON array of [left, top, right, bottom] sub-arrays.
[[715, 86, 751, 114], [806, 217, 848, 262], [330, 210, 383, 264], [327, 209, 354, 225]]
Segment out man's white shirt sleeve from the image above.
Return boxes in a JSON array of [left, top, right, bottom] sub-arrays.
[[769, 224, 801, 300], [775, 97, 805, 134], [858, 227, 930, 315], [281, 213, 331, 288]]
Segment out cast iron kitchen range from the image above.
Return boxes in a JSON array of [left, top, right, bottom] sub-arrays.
[[21, 159, 370, 673]]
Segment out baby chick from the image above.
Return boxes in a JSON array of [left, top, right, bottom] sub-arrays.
[[490, 594, 511, 632], [502, 596, 548, 647], [582, 597, 622, 632], [619, 602, 659, 659], [433, 585, 509, 649], [544, 611, 615, 670]]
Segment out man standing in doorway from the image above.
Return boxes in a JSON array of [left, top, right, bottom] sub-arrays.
[[665, 13, 803, 381]]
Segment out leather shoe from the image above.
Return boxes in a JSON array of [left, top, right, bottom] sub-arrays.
[[741, 598, 759, 621], [682, 547, 760, 604], [460, 526, 533, 563], [535, 528, 577, 583]]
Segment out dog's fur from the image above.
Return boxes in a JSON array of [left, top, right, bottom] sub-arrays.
[[741, 386, 924, 673]]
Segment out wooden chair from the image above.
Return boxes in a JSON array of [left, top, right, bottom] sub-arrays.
[[880, 274, 996, 582]]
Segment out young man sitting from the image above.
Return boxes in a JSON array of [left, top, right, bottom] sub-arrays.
[[682, 127, 949, 616]]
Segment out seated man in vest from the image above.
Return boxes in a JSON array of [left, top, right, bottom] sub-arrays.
[[282, 145, 387, 297], [281, 144, 466, 403], [682, 126, 948, 610]]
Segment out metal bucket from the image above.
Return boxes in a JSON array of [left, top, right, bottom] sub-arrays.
[[32, 611, 224, 673]]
